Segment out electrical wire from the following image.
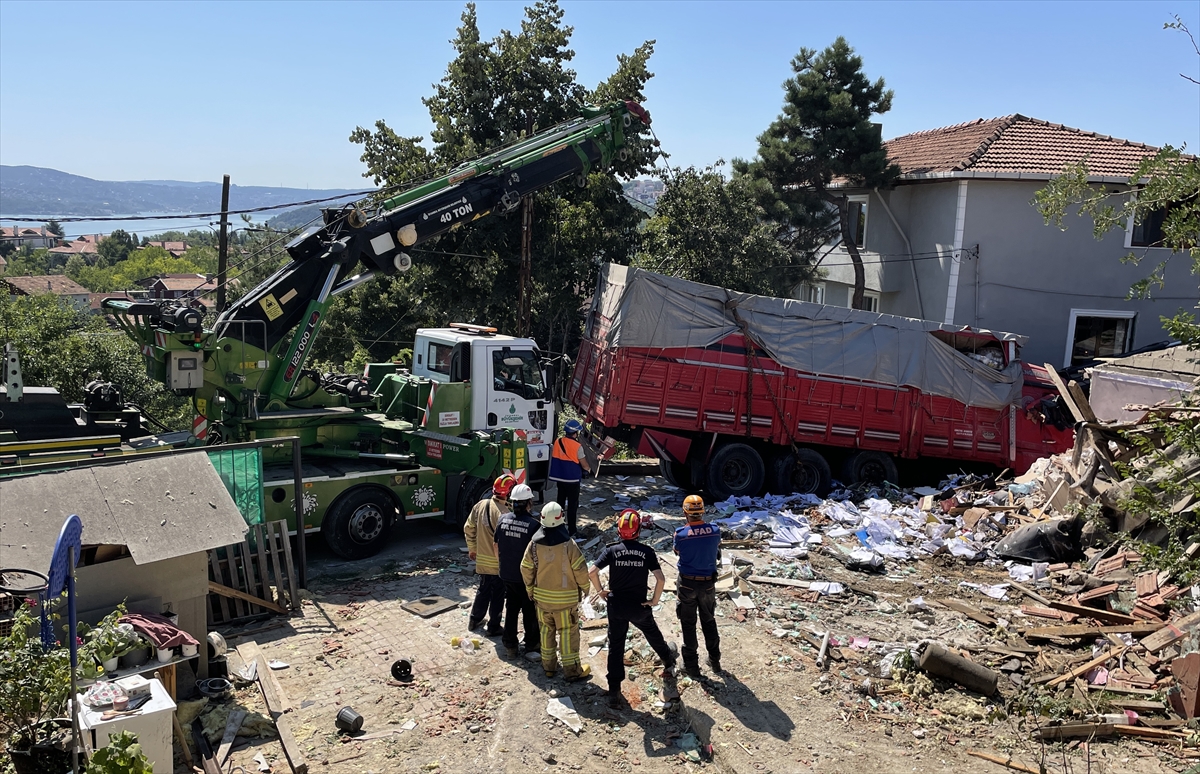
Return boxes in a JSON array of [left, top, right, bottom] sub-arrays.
[[3, 190, 376, 224]]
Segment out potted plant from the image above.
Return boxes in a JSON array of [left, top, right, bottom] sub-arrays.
[[84, 730, 151, 774], [0, 599, 76, 774], [80, 604, 128, 675], [119, 632, 150, 670]]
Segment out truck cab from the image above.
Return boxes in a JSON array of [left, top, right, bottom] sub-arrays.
[[412, 324, 554, 490]]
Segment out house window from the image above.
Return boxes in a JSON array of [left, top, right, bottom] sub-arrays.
[[798, 282, 825, 304], [859, 291, 880, 312], [1130, 206, 1169, 248], [847, 196, 868, 249], [1064, 309, 1136, 367]]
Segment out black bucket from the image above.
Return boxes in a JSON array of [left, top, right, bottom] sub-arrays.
[[335, 706, 364, 733], [391, 658, 413, 682]]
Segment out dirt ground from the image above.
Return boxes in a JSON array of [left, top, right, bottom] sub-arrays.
[[194, 471, 1193, 774]]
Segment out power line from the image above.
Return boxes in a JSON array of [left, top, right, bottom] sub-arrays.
[[3, 190, 377, 224]]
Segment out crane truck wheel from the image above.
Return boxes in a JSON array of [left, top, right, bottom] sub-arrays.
[[448, 476, 492, 530], [770, 449, 832, 497], [705, 443, 765, 502], [321, 487, 395, 560], [842, 450, 899, 486], [658, 459, 691, 489]]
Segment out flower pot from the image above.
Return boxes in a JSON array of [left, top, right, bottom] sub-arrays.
[[8, 720, 79, 774], [102, 656, 120, 672], [157, 647, 173, 663], [121, 645, 150, 669], [182, 642, 198, 658]]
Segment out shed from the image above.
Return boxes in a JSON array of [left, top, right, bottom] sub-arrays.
[[0, 452, 247, 676], [1089, 345, 1199, 422]]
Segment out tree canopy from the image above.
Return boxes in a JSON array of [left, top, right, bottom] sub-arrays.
[[736, 37, 898, 308], [326, 0, 656, 366]]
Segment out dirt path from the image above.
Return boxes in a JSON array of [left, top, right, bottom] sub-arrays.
[[207, 474, 1188, 774]]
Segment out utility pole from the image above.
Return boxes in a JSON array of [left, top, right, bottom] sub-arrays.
[[216, 174, 231, 313], [517, 114, 534, 337]]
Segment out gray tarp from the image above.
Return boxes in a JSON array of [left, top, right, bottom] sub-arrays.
[[588, 264, 1027, 411]]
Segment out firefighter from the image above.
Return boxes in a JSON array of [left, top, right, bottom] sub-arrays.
[[673, 494, 722, 677], [521, 500, 591, 680], [464, 474, 515, 635], [549, 418, 592, 538], [589, 508, 677, 709], [495, 483, 541, 660]]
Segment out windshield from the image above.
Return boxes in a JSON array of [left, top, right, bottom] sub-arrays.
[[492, 350, 544, 400]]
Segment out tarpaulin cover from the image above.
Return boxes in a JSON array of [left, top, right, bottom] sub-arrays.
[[207, 447, 265, 525], [587, 263, 1027, 410]]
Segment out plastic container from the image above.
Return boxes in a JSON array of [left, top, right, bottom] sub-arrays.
[[156, 647, 173, 663], [181, 643, 198, 658], [102, 657, 119, 673], [335, 707, 364, 733]]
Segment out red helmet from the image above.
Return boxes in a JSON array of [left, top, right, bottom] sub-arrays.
[[616, 508, 642, 540], [492, 474, 517, 499]]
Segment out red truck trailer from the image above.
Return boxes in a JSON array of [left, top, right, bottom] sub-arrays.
[[569, 264, 1073, 500]]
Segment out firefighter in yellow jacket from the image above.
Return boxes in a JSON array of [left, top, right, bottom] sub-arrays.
[[520, 500, 591, 680], [464, 474, 515, 634]]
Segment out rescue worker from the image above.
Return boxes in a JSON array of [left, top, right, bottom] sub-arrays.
[[673, 494, 722, 677], [464, 474, 514, 635], [520, 499, 591, 680], [495, 483, 542, 660], [548, 418, 592, 538], [589, 508, 677, 709]]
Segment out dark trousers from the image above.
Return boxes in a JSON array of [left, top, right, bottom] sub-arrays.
[[469, 573, 505, 631], [555, 479, 581, 535], [676, 578, 720, 667], [606, 601, 674, 691], [503, 580, 540, 651]]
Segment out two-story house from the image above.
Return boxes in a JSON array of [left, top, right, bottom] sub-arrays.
[[0, 226, 61, 250], [818, 115, 1196, 368], [3, 274, 92, 312], [47, 234, 104, 263]]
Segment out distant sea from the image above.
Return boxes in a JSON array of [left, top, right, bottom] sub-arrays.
[[0, 212, 220, 239]]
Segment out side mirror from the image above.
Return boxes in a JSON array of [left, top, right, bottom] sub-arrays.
[[542, 362, 558, 402]]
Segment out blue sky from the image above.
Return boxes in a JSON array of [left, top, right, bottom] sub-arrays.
[[1, 0, 1197, 191]]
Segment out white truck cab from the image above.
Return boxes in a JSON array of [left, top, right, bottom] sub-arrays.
[[411, 324, 555, 490]]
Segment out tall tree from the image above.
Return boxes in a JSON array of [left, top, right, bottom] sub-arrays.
[[636, 163, 816, 297], [96, 229, 136, 267], [738, 37, 898, 309], [44, 220, 65, 238], [341, 1, 655, 363]]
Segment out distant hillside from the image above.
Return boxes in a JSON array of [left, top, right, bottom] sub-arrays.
[[0, 165, 362, 217]]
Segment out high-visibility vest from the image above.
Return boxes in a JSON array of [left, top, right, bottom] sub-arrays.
[[548, 436, 583, 482]]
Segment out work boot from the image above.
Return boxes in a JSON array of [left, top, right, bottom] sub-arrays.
[[467, 618, 483, 632], [684, 662, 702, 679], [708, 656, 722, 674], [606, 690, 625, 709], [505, 646, 519, 659], [485, 626, 503, 637]]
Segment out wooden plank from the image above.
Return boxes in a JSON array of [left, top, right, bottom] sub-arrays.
[[1142, 610, 1200, 653], [1067, 380, 1099, 424], [208, 549, 235, 623], [276, 713, 309, 774], [209, 580, 286, 615], [274, 520, 300, 611], [1087, 683, 1158, 696], [747, 575, 812, 588], [964, 750, 1043, 774], [940, 598, 997, 627], [172, 712, 194, 770], [256, 654, 294, 715], [257, 523, 281, 611], [264, 521, 286, 610], [1035, 722, 1116, 740], [1009, 581, 1053, 607], [242, 537, 265, 601], [1103, 698, 1166, 713], [1022, 622, 1161, 640], [1044, 363, 1085, 423], [191, 718, 221, 774], [216, 708, 246, 766], [229, 541, 256, 616], [1047, 647, 1126, 688], [1048, 600, 1138, 625], [221, 549, 249, 619], [1021, 605, 1077, 622]]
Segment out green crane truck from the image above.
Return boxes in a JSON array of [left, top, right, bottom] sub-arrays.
[[100, 100, 649, 559]]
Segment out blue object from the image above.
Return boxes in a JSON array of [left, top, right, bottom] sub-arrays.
[[855, 528, 871, 547], [44, 515, 82, 665], [563, 419, 583, 435]]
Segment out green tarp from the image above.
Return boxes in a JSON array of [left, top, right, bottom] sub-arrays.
[[207, 447, 265, 525]]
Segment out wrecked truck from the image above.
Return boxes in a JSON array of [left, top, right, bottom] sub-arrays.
[[568, 264, 1073, 499]]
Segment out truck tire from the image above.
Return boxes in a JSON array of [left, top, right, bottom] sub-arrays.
[[450, 476, 492, 530], [322, 487, 394, 560], [842, 450, 899, 486], [659, 458, 691, 488], [770, 448, 832, 497], [706, 443, 765, 501]]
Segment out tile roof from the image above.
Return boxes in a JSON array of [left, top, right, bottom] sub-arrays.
[[4, 275, 90, 296], [155, 275, 216, 292], [885, 115, 1163, 178], [1, 226, 55, 239], [143, 241, 190, 253]]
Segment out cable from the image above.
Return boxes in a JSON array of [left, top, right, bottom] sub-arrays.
[[3, 190, 377, 224], [980, 281, 1199, 301]]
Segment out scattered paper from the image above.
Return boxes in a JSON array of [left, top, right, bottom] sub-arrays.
[[644, 476, 656, 483], [267, 659, 289, 670], [254, 752, 270, 772], [546, 696, 583, 734], [590, 497, 607, 504], [615, 475, 629, 481]]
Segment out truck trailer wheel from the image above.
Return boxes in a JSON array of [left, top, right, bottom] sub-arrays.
[[770, 449, 832, 497], [706, 443, 765, 501], [322, 488, 394, 560], [659, 458, 692, 489], [842, 450, 899, 486], [450, 476, 492, 529]]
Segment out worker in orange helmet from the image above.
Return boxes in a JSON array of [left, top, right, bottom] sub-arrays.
[[673, 494, 722, 678], [465, 474, 515, 635], [589, 508, 677, 709]]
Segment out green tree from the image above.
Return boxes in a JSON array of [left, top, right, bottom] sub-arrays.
[[340, 0, 655, 363], [636, 163, 815, 296], [2, 247, 53, 276], [737, 37, 899, 309], [96, 229, 136, 266], [45, 219, 65, 238]]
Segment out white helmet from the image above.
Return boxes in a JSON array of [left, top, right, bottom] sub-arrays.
[[509, 483, 535, 502], [540, 501, 564, 529]]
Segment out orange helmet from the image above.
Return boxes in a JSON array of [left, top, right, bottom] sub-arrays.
[[493, 474, 517, 499], [616, 508, 642, 540], [682, 494, 705, 519]]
